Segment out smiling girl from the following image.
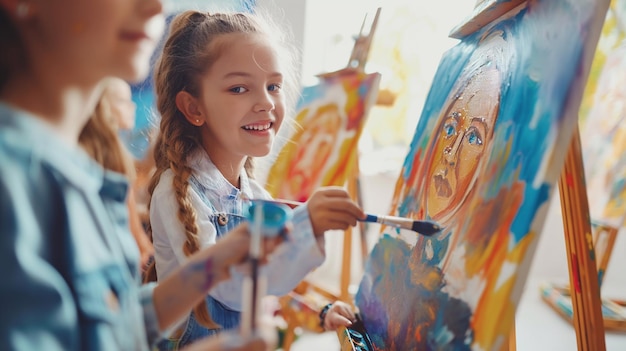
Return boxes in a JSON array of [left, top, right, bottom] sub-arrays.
[[148, 11, 366, 349]]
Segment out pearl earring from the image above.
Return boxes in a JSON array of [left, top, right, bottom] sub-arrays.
[[195, 119, 200, 123], [16, 2, 30, 19]]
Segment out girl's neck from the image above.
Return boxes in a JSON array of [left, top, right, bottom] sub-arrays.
[[204, 150, 246, 189], [1, 69, 102, 146]]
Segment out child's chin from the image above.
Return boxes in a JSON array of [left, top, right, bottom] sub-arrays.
[[249, 148, 272, 158]]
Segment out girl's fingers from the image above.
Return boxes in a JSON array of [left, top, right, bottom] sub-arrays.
[[326, 314, 353, 330], [314, 200, 365, 220], [314, 186, 351, 198], [325, 217, 359, 231]]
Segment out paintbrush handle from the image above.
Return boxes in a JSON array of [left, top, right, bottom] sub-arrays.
[[268, 199, 442, 236], [361, 214, 414, 231], [360, 214, 442, 236]]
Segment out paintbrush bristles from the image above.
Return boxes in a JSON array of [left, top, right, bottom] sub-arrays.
[[368, 214, 442, 236]]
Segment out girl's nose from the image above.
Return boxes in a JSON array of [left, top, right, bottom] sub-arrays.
[[254, 92, 275, 112], [443, 131, 464, 165], [140, 0, 164, 18]]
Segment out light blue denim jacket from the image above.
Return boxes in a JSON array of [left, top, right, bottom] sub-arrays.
[[0, 103, 161, 350]]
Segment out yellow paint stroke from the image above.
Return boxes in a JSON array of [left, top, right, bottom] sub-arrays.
[[472, 231, 535, 350]]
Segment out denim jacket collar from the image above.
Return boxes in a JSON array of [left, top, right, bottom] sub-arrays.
[[187, 149, 254, 201]]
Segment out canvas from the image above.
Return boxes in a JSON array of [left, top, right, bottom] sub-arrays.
[[354, 0, 609, 350], [582, 41, 626, 229], [579, 0, 626, 121], [265, 72, 380, 201]]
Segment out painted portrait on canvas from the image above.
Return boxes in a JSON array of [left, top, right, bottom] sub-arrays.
[[355, 0, 607, 350], [265, 72, 380, 201]]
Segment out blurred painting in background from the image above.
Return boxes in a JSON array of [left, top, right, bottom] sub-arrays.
[[265, 72, 380, 201], [581, 0, 626, 228]]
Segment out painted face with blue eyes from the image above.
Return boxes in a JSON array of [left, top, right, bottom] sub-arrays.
[[426, 67, 501, 222], [192, 32, 285, 168]]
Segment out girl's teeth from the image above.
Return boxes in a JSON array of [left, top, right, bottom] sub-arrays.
[[244, 123, 271, 131]]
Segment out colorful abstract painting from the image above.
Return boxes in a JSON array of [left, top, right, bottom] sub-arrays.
[[354, 0, 608, 350], [582, 5, 626, 228], [579, 0, 626, 122], [265, 72, 380, 201]]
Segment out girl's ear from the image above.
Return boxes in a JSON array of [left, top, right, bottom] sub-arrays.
[[175, 91, 204, 126]]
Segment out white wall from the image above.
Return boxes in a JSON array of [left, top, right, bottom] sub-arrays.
[[256, 0, 307, 79]]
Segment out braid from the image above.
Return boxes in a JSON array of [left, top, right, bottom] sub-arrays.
[[167, 144, 200, 256]]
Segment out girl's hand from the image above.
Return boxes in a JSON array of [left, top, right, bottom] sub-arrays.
[[306, 187, 365, 237], [323, 301, 357, 331], [205, 222, 288, 281]]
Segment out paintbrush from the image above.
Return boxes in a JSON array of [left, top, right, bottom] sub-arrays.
[[241, 200, 291, 337], [363, 213, 442, 236], [266, 199, 443, 237], [240, 202, 264, 338]]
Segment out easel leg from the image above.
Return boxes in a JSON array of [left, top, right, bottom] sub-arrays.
[[558, 124, 606, 351], [282, 323, 296, 351], [341, 151, 361, 303], [507, 318, 516, 351]]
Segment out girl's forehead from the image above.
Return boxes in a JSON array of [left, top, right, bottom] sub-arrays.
[[210, 33, 282, 72], [214, 32, 277, 54]]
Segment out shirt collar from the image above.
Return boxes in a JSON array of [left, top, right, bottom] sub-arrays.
[[188, 148, 254, 201]]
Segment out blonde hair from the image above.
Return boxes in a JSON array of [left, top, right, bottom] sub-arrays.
[[79, 78, 136, 179], [147, 10, 298, 328]]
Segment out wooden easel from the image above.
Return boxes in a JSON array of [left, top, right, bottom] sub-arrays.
[[556, 125, 607, 350], [541, 1, 626, 336], [335, 1, 610, 350], [454, 2, 609, 350], [277, 8, 382, 351]]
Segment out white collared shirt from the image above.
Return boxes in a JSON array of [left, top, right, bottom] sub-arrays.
[[150, 149, 325, 310]]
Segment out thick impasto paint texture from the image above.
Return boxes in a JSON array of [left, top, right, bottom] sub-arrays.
[[266, 73, 380, 201], [355, 0, 606, 350]]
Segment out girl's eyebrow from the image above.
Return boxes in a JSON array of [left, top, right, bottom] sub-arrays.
[[222, 71, 283, 79], [450, 111, 462, 122], [222, 71, 252, 79], [470, 117, 489, 134], [470, 117, 487, 128]]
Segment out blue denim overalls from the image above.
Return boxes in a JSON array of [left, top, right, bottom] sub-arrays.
[[157, 176, 246, 350]]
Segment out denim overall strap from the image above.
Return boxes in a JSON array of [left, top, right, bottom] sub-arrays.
[[159, 176, 245, 351]]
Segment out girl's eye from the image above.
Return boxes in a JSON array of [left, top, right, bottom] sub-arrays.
[[268, 83, 282, 92], [229, 86, 248, 94], [443, 122, 456, 138], [466, 127, 483, 146]]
